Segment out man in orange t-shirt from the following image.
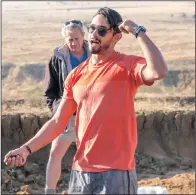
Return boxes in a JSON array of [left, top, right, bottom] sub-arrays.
[[5, 7, 168, 194]]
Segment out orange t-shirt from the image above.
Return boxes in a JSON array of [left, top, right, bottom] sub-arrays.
[[63, 51, 153, 172]]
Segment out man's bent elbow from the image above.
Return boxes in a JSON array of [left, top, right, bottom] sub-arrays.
[[52, 114, 68, 133], [149, 68, 168, 81], [158, 69, 168, 79], [49, 117, 64, 135], [159, 60, 168, 78], [155, 62, 168, 80]]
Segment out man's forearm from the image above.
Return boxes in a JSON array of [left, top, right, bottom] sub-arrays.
[[21, 118, 67, 153], [137, 32, 168, 80]]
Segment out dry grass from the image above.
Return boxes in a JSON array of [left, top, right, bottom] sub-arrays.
[[135, 99, 194, 113], [2, 1, 195, 113], [2, 94, 194, 115], [2, 2, 194, 66], [2, 101, 194, 115]]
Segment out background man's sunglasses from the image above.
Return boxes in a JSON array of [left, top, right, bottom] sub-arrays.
[[87, 24, 112, 37], [64, 20, 83, 27]]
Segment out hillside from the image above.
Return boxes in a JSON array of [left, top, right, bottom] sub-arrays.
[[2, 1, 195, 102]]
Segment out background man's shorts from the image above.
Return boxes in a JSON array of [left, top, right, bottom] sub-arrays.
[[58, 115, 76, 142]]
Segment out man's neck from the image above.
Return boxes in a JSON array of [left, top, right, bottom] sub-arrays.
[[91, 49, 114, 65], [70, 50, 84, 59]]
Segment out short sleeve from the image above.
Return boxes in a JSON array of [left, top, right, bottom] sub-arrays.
[[63, 70, 75, 100], [129, 56, 154, 87]]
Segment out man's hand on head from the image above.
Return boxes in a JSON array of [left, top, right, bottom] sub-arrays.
[[118, 20, 139, 34]]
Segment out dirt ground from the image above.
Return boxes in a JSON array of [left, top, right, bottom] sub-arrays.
[[138, 172, 195, 194], [2, 162, 195, 194]]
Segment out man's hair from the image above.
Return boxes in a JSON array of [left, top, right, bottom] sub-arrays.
[[93, 7, 123, 33], [61, 20, 84, 38]]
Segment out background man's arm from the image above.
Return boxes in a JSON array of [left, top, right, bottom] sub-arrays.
[[44, 56, 61, 113]]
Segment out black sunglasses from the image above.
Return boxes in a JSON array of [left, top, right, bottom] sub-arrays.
[[87, 24, 112, 37], [65, 20, 83, 27]]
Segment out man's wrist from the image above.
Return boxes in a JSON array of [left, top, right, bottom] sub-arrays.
[[132, 25, 139, 34], [134, 26, 146, 38], [137, 31, 147, 39], [21, 145, 32, 155]]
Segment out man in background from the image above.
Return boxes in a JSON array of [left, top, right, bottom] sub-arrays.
[[44, 19, 90, 194]]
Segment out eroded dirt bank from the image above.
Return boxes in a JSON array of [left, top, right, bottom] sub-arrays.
[[1, 111, 195, 194]]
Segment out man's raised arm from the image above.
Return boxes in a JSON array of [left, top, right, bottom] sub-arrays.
[[119, 20, 168, 82]]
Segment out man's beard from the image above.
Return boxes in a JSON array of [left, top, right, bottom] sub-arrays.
[[90, 44, 110, 54]]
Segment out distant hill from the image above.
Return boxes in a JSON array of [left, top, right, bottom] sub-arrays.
[[2, 63, 194, 91], [2, 63, 45, 82]]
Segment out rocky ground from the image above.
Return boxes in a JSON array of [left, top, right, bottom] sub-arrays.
[[1, 153, 195, 194], [2, 111, 195, 194]]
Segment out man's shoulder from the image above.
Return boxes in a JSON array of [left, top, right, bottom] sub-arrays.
[[53, 44, 68, 59], [112, 52, 140, 62], [120, 53, 142, 61], [49, 45, 67, 65], [48, 54, 61, 69], [114, 52, 145, 70]]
